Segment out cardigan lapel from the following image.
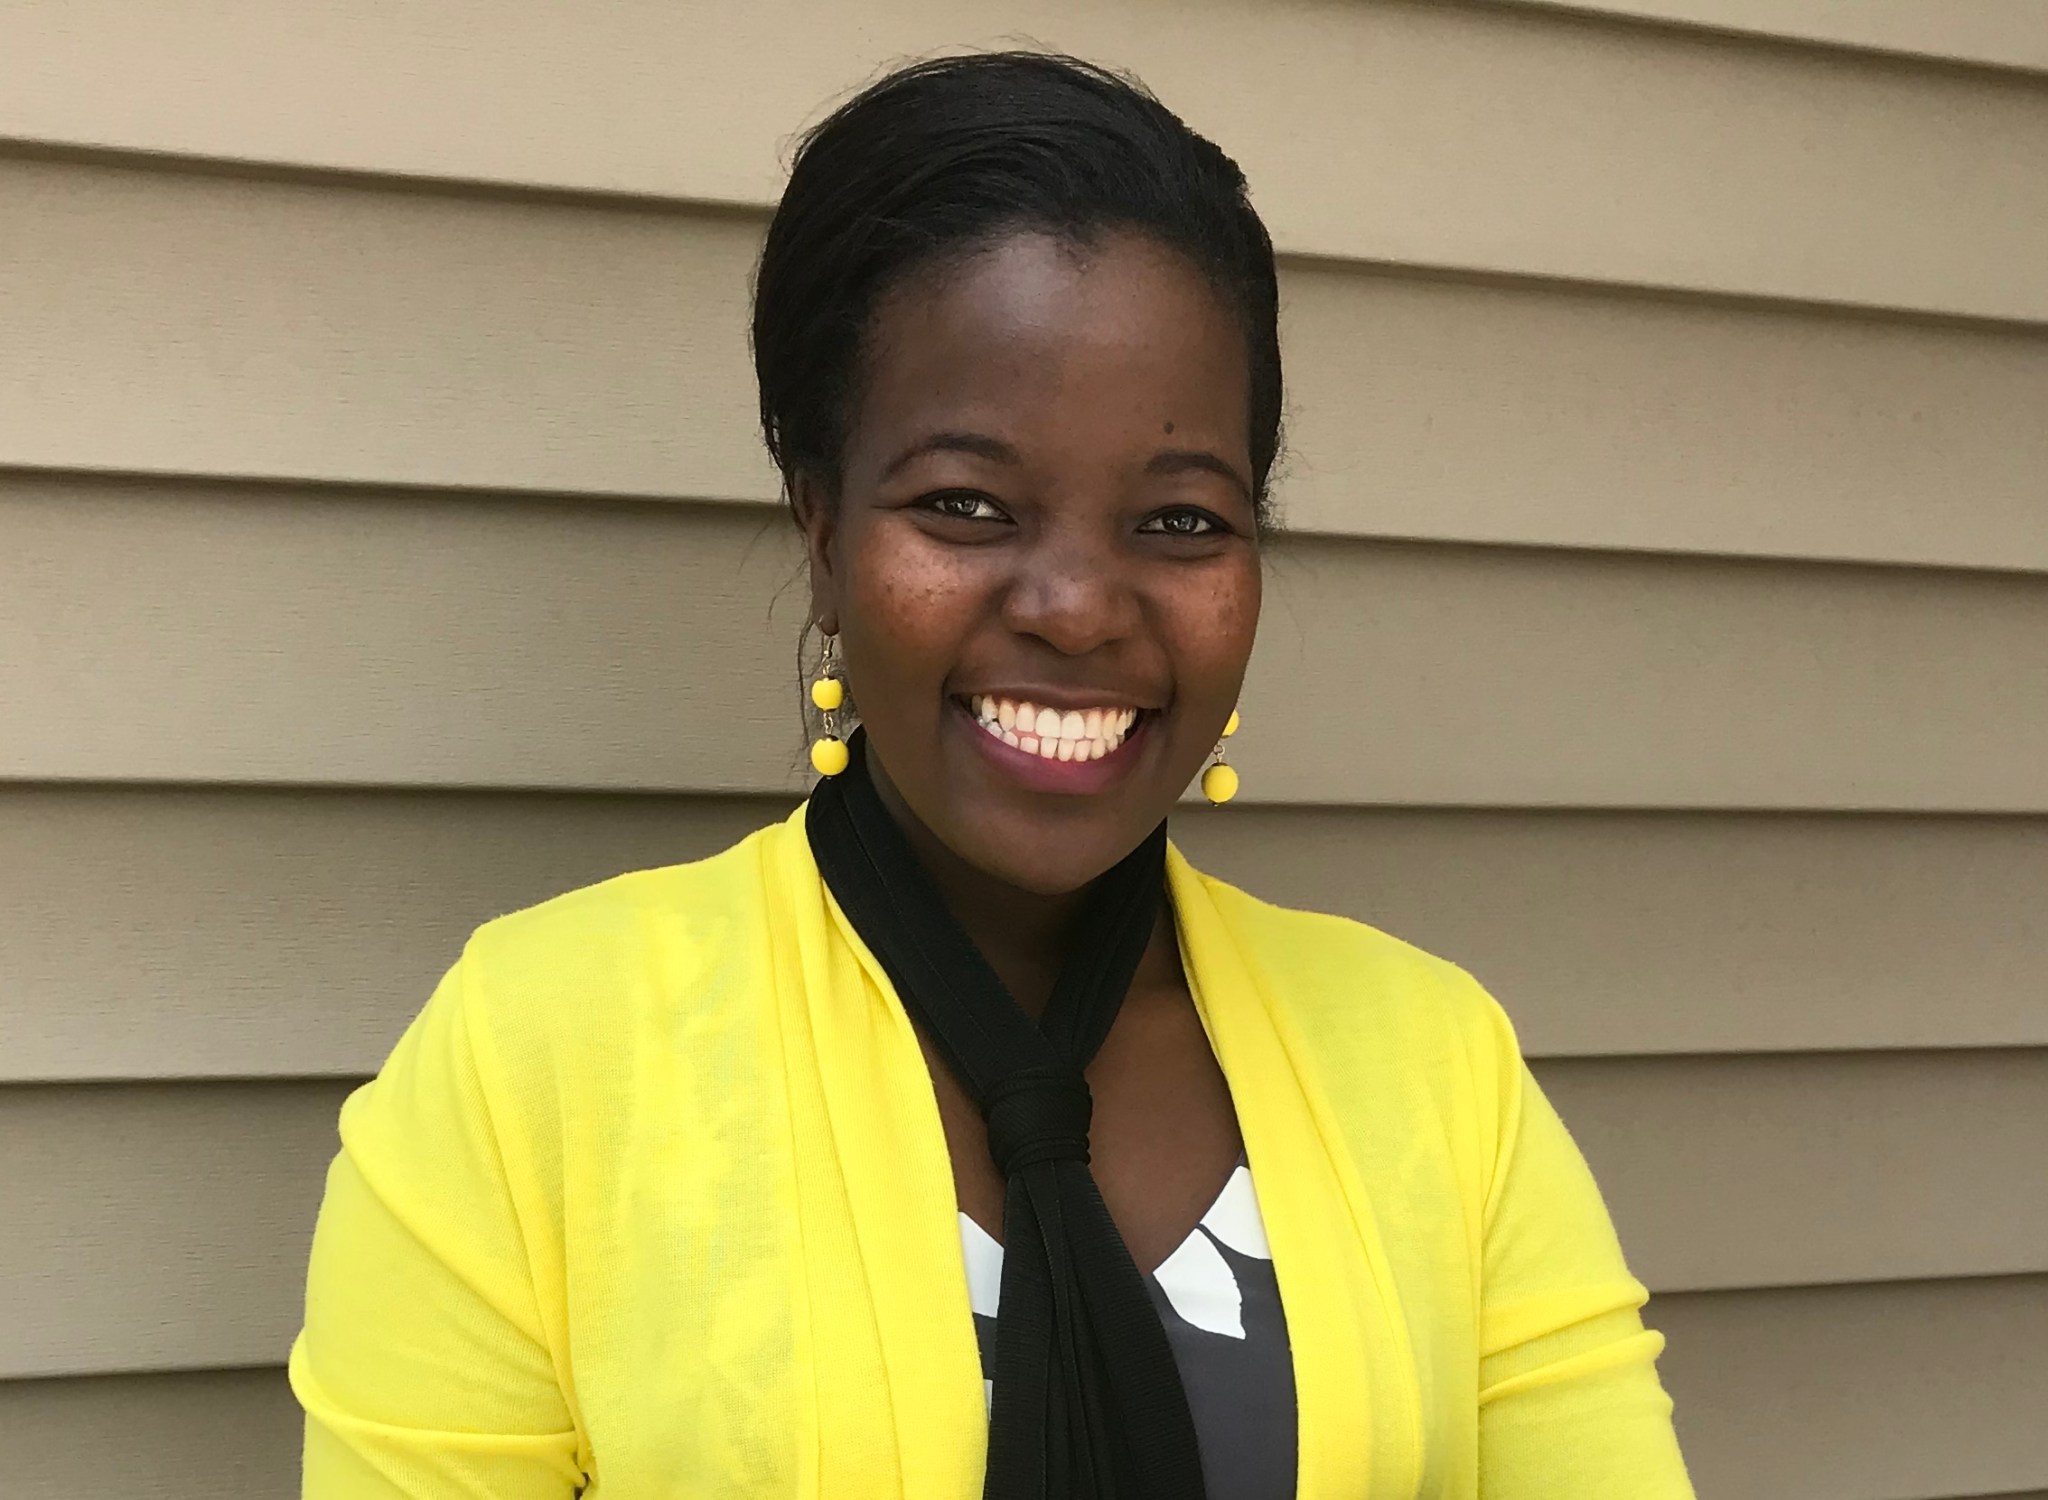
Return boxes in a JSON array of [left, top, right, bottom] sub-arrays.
[[1167, 845, 1426, 1500], [767, 811, 990, 1499]]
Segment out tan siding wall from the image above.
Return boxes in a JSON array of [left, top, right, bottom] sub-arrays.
[[1503, 0, 2048, 71], [2, 1, 2043, 1495], [7, 790, 2045, 1082], [3, 0, 2046, 316], [10, 480, 2048, 805], [7, 158, 2047, 569]]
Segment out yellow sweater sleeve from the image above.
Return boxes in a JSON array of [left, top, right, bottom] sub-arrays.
[[290, 957, 587, 1499], [1473, 1003, 1695, 1498]]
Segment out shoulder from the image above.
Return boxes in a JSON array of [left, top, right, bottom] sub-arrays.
[[1180, 857, 1522, 1087], [1179, 856, 1532, 1217], [446, 815, 798, 1077]]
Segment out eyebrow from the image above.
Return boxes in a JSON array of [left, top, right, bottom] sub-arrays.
[[880, 431, 1021, 478], [1147, 448, 1253, 502]]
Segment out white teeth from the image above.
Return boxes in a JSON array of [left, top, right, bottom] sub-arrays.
[[968, 697, 1142, 763]]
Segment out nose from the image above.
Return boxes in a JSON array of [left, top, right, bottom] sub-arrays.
[[999, 519, 1141, 657]]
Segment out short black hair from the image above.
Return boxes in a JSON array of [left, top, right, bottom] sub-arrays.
[[751, 50, 1284, 519]]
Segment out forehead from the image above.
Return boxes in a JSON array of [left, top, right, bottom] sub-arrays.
[[848, 230, 1251, 461]]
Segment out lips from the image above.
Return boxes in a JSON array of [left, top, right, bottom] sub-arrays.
[[965, 694, 1140, 764]]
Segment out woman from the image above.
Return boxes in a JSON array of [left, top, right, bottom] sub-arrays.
[[292, 51, 1693, 1499]]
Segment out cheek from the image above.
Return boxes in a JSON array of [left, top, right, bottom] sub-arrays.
[[843, 526, 987, 690], [1173, 558, 1262, 693]]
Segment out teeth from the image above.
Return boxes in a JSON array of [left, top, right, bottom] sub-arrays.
[[966, 696, 1143, 763]]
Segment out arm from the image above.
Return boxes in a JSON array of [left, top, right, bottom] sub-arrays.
[[290, 958, 587, 1498], [1475, 1007, 1695, 1498]]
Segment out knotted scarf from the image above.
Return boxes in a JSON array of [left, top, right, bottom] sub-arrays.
[[806, 729, 1207, 1500]]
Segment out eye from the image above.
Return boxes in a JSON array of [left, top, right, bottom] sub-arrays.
[[1138, 507, 1227, 537], [918, 490, 1010, 523]]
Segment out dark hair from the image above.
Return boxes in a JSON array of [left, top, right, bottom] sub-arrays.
[[752, 50, 1284, 519]]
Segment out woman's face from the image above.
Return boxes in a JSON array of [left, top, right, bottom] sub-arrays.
[[798, 229, 1262, 897]]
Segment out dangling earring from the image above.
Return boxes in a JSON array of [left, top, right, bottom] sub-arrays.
[[1201, 709, 1241, 805], [809, 632, 850, 776]]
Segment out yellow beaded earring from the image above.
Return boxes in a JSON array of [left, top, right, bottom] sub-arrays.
[[1201, 708, 1241, 804], [808, 632, 849, 777]]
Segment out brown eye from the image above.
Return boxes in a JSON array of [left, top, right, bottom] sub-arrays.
[[1138, 507, 1224, 537], [921, 491, 1009, 522]]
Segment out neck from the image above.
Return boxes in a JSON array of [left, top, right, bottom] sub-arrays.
[[865, 742, 1163, 1018]]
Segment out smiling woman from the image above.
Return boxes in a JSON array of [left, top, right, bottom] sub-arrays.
[[290, 51, 1693, 1500]]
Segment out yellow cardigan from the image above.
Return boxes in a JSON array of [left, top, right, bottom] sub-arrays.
[[291, 808, 1693, 1498]]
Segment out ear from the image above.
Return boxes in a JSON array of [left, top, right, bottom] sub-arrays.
[[789, 471, 842, 636]]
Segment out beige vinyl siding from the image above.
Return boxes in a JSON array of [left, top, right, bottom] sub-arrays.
[[5, 789, 2045, 1083], [3, 0, 2046, 319], [1502, 0, 2048, 72], [0, 1369, 305, 1500], [8, 156, 2048, 571], [2, 1, 2043, 1496], [9, 479, 2048, 805], [1651, 1277, 2048, 1500]]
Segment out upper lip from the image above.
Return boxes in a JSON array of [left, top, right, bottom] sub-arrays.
[[956, 688, 1160, 712]]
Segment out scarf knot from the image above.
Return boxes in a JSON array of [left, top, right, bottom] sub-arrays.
[[985, 1065, 1094, 1173]]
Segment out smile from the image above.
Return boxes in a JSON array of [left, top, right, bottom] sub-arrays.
[[966, 695, 1140, 763]]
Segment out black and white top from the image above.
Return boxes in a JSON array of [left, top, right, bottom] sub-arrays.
[[958, 1159, 1298, 1500]]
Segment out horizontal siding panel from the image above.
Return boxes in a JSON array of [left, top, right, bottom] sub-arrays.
[[0, 156, 776, 505], [1180, 809, 2048, 1058], [2, 1, 2046, 319], [1508, 0, 2048, 72], [0, 788, 798, 1082], [1546, 1051, 2048, 1292], [5, 1063, 2039, 1377], [5, 788, 2046, 1081], [0, 1081, 352, 1378], [0, 1367, 301, 1500], [1279, 265, 2048, 571], [6, 155, 2048, 571], [6, 478, 2047, 808], [1654, 1276, 2048, 1499]]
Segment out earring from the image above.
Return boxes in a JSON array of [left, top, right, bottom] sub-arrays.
[[809, 632, 850, 776], [1201, 709, 1241, 805]]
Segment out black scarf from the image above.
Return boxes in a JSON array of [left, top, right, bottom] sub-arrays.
[[805, 730, 1207, 1500]]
